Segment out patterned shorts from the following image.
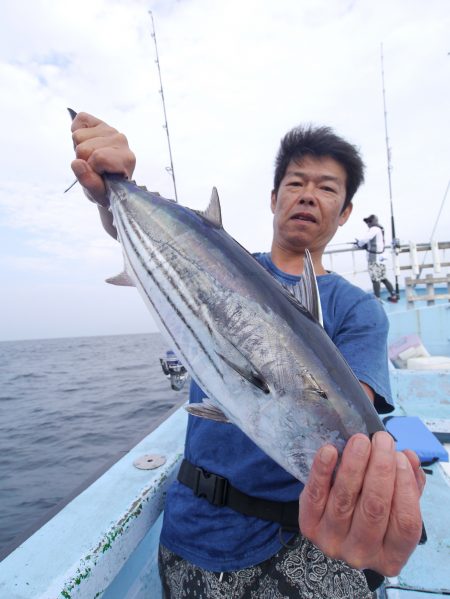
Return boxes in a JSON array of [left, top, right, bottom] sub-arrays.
[[368, 262, 387, 283], [158, 536, 373, 599]]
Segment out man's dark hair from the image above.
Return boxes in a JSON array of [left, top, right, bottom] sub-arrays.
[[273, 124, 365, 211]]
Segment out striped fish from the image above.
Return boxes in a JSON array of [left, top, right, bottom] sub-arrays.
[[98, 176, 384, 482]]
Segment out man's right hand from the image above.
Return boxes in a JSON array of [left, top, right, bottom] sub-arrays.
[[70, 112, 136, 207]]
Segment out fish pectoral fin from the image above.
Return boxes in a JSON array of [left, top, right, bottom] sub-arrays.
[[281, 249, 323, 326], [217, 352, 270, 395], [185, 401, 230, 423], [105, 271, 135, 287], [301, 369, 328, 399], [194, 187, 223, 228]]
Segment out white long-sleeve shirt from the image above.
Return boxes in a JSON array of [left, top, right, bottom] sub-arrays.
[[356, 226, 386, 264]]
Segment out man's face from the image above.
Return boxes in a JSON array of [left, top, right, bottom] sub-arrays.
[[271, 155, 353, 255]]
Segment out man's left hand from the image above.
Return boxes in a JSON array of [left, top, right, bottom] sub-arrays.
[[299, 431, 425, 577]]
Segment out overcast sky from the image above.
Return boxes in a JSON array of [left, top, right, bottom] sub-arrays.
[[1, 0, 449, 341]]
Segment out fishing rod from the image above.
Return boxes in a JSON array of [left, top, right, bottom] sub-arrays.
[[66, 14, 179, 200], [149, 10, 179, 202], [380, 43, 400, 296]]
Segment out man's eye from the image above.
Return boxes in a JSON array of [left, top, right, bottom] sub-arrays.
[[321, 186, 336, 193], [288, 181, 302, 186]]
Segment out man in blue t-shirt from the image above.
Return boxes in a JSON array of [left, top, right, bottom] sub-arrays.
[[71, 115, 425, 598]]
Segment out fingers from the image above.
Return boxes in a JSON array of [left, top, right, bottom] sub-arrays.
[[402, 449, 420, 471], [69, 111, 136, 205], [346, 432, 396, 565], [322, 434, 371, 541], [75, 137, 136, 178], [70, 111, 136, 178], [403, 449, 426, 497], [299, 445, 338, 538], [71, 111, 104, 132], [381, 452, 423, 576], [72, 121, 120, 148], [298, 432, 425, 576], [71, 159, 108, 207]]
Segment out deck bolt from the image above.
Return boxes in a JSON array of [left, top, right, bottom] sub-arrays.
[[133, 454, 166, 470]]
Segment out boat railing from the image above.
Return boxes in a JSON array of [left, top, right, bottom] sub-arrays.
[[404, 273, 450, 306], [323, 240, 450, 305]]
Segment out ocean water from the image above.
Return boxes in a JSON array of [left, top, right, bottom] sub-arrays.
[[0, 333, 189, 556]]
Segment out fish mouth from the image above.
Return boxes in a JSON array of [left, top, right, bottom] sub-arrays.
[[290, 212, 317, 223]]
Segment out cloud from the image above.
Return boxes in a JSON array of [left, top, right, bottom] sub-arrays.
[[0, 0, 449, 340]]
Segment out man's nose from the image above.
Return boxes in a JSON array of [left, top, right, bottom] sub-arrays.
[[298, 184, 316, 205]]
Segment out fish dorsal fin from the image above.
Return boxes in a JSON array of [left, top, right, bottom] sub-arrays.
[[105, 271, 135, 287], [282, 249, 323, 326], [195, 187, 223, 228], [185, 401, 230, 423]]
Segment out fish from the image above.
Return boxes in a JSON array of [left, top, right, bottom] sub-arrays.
[[68, 109, 385, 483]]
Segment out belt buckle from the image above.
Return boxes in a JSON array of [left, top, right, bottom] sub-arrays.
[[193, 467, 228, 507]]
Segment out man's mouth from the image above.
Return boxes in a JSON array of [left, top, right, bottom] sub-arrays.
[[290, 212, 317, 223]]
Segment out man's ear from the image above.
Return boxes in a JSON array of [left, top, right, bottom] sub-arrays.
[[270, 190, 277, 214], [339, 202, 353, 226]]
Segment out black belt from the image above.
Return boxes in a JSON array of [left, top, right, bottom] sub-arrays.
[[177, 458, 299, 529], [177, 458, 386, 592]]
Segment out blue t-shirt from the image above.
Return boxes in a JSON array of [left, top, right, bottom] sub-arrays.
[[160, 253, 393, 571]]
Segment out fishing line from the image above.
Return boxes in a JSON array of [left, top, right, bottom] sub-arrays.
[[417, 178, 450, 277], [384, 584, 450, 595]]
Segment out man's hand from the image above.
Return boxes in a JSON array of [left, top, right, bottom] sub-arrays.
[[70, 112, 136, 207], [299, 431, 425, 577]]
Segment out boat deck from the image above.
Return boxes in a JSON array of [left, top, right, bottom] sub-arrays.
[[379, 295, 450, 598]]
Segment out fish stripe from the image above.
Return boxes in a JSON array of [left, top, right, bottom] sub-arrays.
[[113, 201, 223, 382]]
